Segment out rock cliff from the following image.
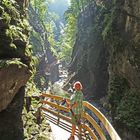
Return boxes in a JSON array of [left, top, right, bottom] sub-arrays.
[[106, 1, 140, 139], [68, 3, 109, 99], [68, 0, 140, 139], [0, 0, 32, 139]]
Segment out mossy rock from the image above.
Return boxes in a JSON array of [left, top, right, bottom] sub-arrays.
[[116, 88, 140, 137], [0, 0, 32, 65], [108, 74, 140, 137]]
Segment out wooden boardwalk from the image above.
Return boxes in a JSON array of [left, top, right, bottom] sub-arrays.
[[45, 112, 79, 140], [41, 93, 121, 140]]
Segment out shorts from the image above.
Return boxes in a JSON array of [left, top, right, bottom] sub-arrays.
[[71, 114, 81, 125]]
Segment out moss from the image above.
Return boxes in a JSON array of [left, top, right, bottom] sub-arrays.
[[108, 74, 140, 137], [0, 5, 4, 14], [1, 12, 11, 24], [1, 0, 20, 19], [0, 0, 37, 139], [0, 59, 28, 69], [22, 97, 51, 140], [108, 75, 129, 112], [116, 88, 140, 136], [0, 1, 22, 56], [0, 0, 34, 70], [6, 25, 27, 42], [102, 11, 116, 40], [10, 43, 17, 49]]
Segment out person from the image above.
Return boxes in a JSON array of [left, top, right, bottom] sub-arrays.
[[66, 81, 84, 140]]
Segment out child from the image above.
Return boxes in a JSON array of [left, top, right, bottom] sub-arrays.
[[66, 81, 84, 140]]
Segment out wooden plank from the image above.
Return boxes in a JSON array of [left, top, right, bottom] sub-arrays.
[[83, 102, 121, 140], [41, 107, 71, 123], [44, 111, 86, 139], [41, 100, 69, 112], [45, 113, 72, 133], [42, 107, 94, 140], [82, 112, 107, 140]]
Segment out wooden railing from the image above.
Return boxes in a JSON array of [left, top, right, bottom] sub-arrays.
[[40, 93, 121, 140]]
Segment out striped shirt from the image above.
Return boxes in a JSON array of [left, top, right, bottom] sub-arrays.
[[70, 90, 84, 115]]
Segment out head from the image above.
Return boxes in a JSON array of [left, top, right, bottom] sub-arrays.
[[73, 81, 83, 91]]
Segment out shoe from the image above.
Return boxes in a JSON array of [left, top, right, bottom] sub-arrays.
[[68, 135, 75, 140]]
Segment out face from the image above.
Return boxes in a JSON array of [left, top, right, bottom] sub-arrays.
[[74, 84, 81, 91]]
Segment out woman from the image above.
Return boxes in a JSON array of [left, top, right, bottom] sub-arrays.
[[66, 81, 84, 140]]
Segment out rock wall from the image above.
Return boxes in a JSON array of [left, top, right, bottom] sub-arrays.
[[68, 4, 109, 99], [0, 61, 30, 111], [105, 0, 140, 139], [68, 0, 140, 139], [0, 0, 32, 139], [0, 87, 25, 140]]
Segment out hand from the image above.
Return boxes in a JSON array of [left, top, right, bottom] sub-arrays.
[[67, 105, 72, 111], [61, 98, 66, 105]]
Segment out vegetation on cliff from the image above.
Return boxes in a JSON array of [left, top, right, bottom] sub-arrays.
[[0, 0, 140, 140], [62, 0, 140, 139], [0, 0, 52, 139], [0, 0, 32, 65]]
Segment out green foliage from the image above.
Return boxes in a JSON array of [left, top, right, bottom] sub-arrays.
[[0, 0, 33, 70], [58, 4, 77, 62], [1, 12, 11, 24], [30, 31, 44, 54], [108, 74, 140, 136], [1, 0, 20, 19], [24, 73, 51, 139], [116, 89, 140, 136], [51, 83, 70, 98], [22, 100, 51, 140], [29, 0, 59, 59], [6, 25, 27, 42], [108, 75, 129, 109], [58, 0, 100, 63], [25, 77, 40, 97], [0, 59, 28, 69], [101, 0, 117, 40], [31, 0, 49, 21], [101, 2, 128, 53], [102, 13, 114, 40]]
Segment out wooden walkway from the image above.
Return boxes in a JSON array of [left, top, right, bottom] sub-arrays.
[[41, 93, 121, 140], [45, 112, 79, 140]]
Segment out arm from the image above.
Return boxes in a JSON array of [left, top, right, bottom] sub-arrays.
[[66, 99, 70, 106], [71, 102, 78, 108], [66, 99, 78, 109]]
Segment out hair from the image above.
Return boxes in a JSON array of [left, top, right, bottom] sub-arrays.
[[73, 81, 83, 90]]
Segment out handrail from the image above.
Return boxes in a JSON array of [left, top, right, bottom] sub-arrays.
[[82, 112, 107, 140], [83, 102, 121, 140], [40, 93, 121, 140], [41, 100, 69, 112], [41, 93, 64, 101]]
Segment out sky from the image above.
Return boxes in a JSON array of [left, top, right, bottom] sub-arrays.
[[48, 0, 70, 40], [49, 0, 70, 18], [51, 0, 70, 5]]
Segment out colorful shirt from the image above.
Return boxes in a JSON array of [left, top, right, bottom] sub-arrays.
[[70, 90, 84, 115]]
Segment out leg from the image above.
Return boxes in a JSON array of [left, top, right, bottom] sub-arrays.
[[78, 125, 81, 135], [78, 125, 82, 139], [68, 124, 76, 140], [71, 124, 76, 136]]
